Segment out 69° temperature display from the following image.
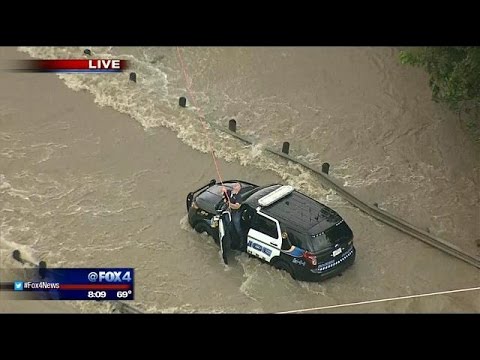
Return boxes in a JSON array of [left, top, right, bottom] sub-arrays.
[[117, 290, 133, 298]]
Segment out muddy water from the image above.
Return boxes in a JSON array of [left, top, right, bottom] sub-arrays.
[[0, 47, 478, 313]]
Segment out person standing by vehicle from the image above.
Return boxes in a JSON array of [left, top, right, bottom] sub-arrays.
[[226, 183, 242, 237], [217, 183, 244, 264]]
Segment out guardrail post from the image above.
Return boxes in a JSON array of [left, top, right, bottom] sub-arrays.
[[38, 261, 47, 279], [12, 249, 22, 263], [179, 96, 187, 107], [321, 162, 330, 174], [228, 119, 236, 132]]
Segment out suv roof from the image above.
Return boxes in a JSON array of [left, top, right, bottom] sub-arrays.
[[244, 184, 342, 235]]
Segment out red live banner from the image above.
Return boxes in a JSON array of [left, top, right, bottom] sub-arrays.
[[20, 59, 129, 72]]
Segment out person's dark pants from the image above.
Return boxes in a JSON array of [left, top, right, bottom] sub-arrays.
[[220, 212, 232, 264], [231, 211, 246, 250], [232, 211, 241, 234]]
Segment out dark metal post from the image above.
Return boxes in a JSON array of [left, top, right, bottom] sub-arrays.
[[12, 250, 22, 262], [179, 97, 187, 107], [38, 261, 47, 279], [229, 119, 237, 132], [321, 162, 330, 174]]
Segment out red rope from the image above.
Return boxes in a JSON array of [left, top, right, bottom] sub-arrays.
[[175, 47, 230, 200]]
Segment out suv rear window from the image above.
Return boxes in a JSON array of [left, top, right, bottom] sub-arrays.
[[323, 221, 353, 243], [286, 221, 353, 253], [309, 221, 353, 252]]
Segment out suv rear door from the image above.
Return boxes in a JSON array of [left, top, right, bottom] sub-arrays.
[[246, 211, 281, 262]]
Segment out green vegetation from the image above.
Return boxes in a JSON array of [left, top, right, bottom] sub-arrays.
[[399, 47, 480, 142]]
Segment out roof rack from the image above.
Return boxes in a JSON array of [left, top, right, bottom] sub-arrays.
[[258, 185, 294, 207]]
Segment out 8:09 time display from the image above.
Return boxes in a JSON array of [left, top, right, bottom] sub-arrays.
[[88, 291, 107, 298]]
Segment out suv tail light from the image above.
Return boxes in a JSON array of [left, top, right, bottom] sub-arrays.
[[303, 251, 317, 266]]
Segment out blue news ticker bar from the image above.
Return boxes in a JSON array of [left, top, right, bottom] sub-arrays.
[[9, 268, 134, 301]]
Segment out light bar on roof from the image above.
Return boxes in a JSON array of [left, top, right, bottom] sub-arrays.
[[258, 185, 295, 207]]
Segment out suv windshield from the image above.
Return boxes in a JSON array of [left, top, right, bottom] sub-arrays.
[[243, 185, 281, 204]]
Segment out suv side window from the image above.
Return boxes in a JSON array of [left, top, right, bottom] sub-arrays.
[[285, 228, 303, 248], [251, 214, 279, 239], [280, 224, 292, 250]]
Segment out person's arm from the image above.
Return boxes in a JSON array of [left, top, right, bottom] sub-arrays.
[[229, 202, 241, 210], [228, 193, 242, 210]]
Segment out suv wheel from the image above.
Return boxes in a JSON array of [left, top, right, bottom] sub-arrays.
[[194, 221, 210, 234], [194, 221, 220, 246]]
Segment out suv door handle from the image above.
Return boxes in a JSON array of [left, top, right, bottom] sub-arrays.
[[269, 242, 277, 246]]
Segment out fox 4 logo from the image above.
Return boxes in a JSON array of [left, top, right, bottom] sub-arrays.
[[89, 271, 132, 282], [100, 271, 131, 282]]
